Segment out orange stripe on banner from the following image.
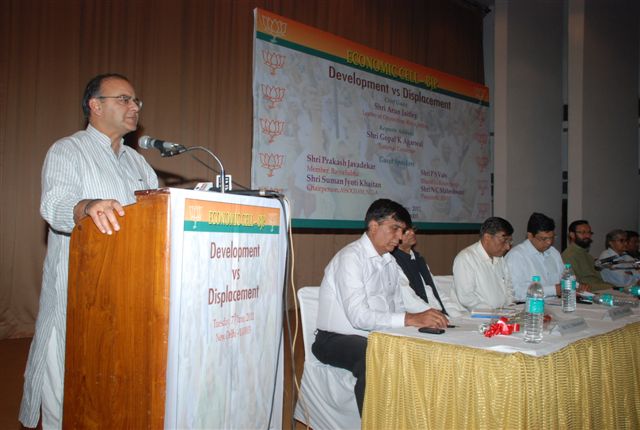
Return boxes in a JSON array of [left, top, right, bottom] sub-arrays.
[[184, 199, 281, 228], [255, 8, 488, 102]]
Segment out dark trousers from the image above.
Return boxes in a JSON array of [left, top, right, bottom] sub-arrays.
[[311, 329, 368, 416]]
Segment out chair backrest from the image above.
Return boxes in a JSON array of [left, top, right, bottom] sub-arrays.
[[297, 286, 321, 364]]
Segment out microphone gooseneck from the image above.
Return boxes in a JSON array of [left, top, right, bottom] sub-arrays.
[[138, 136, 228, 193], [190, 146, 226, 193], [138, 135, 187, 157]]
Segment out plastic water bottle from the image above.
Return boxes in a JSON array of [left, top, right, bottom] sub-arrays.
[[560, 263, 577, 312], [524, 276, 544, 343], [621, 286, 640, 297], [592, 293, 639, 307]]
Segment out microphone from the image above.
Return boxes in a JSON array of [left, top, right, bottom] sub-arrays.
[[595, 255, 621, 269], [138, 136, 187, 157], [227, 189, 282, 197], [597, 255, 619, 265], [138, 136, 229, 193]]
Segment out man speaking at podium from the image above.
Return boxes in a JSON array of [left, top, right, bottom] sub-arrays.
[[19, 74, 158, 429]]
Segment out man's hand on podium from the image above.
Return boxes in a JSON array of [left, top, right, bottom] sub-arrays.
[[74, 198, 125, 235]]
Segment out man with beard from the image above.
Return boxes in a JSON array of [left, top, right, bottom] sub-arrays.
[[561, 220, 613, 291]]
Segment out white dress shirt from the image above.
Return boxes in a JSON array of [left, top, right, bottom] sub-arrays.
[[316, 233, 428, 337], [453, 240, 513, 310], [506, 239, 565, 301]]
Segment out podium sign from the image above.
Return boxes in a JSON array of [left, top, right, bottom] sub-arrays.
[[166, 190, 285, 428], [64, 188, 286, 429]]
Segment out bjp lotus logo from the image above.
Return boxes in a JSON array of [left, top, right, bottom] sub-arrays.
[[261, 15, 287, 42], [260, 152, 285, 177], [476, 154, 489, 172], [189, 205, 203, 229], [261, 84, 286, 109], [477, 203, 490, 218], [477, 180, 489, 196], [262, 50, 286, 76], [260, 118, 285, 144]]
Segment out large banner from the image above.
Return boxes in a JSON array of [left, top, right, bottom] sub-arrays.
[[252, 8, 490, 229], [164, 189, 285, 429]]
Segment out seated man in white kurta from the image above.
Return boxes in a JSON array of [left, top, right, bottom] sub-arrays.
[[506, 212, 565, 301], [453, 217, 515, 310], [598, 229, 640, 287]]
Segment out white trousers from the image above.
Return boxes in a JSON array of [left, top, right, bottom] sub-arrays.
[[41, 327, 63, 430]]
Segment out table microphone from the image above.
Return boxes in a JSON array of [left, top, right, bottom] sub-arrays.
[[594, 255, 620, 269], [138, 136, 187, 157]]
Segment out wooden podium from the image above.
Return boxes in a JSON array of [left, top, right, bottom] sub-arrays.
[[64, 189, 171, 428], [62, 188, 286, 429]]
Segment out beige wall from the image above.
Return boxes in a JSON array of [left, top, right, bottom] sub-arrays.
[[567, 0, 640, 255], [490, 0, 640, 251], [492, 0, 564, 239]]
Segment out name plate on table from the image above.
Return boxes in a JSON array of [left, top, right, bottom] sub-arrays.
[[602, 305, 633, 321], [470, 307, 520, 319], [552, 317, 588, 335]]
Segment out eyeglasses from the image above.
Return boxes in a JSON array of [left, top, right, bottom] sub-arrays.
[[96, 95, 143, 109], [575, 230, 593, 235], [534, 234, 555, 243], [493, 234, 513, 245]]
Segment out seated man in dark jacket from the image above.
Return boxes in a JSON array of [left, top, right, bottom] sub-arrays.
[[392, 225, 448, 316]]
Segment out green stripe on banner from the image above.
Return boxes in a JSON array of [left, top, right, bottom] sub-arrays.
[[292, 219, 366, 229], [292, 218, 481, 231], [184, 221, 280, 234], [256, 32, 489, 107]]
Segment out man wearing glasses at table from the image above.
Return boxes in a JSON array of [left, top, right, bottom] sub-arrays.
[[19, 73, 157, 429], [561, 219, 613, 291], [597, 229, 640, 288], [453, 216, 515, 311], [505, 212, 570, 301]]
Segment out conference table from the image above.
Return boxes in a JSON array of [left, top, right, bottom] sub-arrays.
[[362, 297, 640, 429]]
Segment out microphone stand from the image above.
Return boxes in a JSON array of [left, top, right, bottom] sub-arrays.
[[186, 146, 226, 193]]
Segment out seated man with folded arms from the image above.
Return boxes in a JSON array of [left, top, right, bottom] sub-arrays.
[[392, 225, 449, 316], [561, 220, 614, 291], [453, 217, 515, 310], [312, 199, 448, 416], [506, 212, 566, 301], [598, 229, 640, 287]]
